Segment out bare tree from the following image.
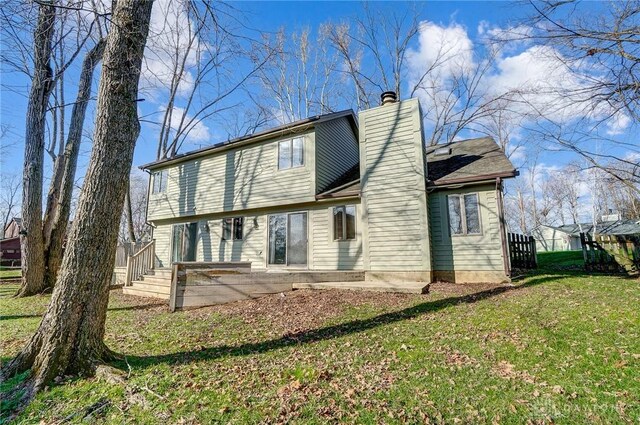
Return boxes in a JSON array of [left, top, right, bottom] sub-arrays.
[[41, 37, 106, 290], [325, 6, 421, 110], [600, 159, 640, 218], [254, 26, 342, 123], [0, 174, 21, 232], [119, 172, 150, 244], [509, 0, 640, 190], [144, 0, 274, 159], [1, 0, 153, 402], [2, 1, 108, 296], [17, 1, 57, 296]]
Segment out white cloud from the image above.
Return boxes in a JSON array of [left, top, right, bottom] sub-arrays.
[[407, 21, 475, 83], [160, 106, 211, 144], [605, 112, 631, 135], [141, 0, 201, 97], [477, 20, 489, 36], [407, 20, 633, 141], [506, 144, 526, 164]]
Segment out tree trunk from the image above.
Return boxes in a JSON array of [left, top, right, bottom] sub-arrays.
[[16, 3, 56, 297], [1, 0, 153, 396], [125, 184, 137, 243], [42, 39, 106, 290]]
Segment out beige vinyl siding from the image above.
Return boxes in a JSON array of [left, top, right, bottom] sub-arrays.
[[429, 184, 505, 271], [315, 117, 359, 193], [196, 216, 265, 267], [153, 224, 173, 268], [151, 202, 363, 271], [359, 98, 431, 272], [310, 203, 363, 270], [147, 131, 315, 221]]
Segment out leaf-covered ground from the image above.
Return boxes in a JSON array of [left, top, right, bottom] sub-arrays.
[[1, 269, 638, 424]]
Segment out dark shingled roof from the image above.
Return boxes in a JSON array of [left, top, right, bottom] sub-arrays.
[[316, 164, 360, 199], [317, 137, 517, 198], [425, 137, 517, 186]]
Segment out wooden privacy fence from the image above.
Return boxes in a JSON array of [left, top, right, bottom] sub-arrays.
[[580, 233, 640, 274], [508, 233, 537, 269]]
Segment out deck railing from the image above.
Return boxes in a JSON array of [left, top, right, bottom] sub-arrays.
[[124, 239, 155, 286]]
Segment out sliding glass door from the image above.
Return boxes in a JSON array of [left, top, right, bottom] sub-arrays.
[[172, 222, 197, 262], [268, 212, 307, 266]]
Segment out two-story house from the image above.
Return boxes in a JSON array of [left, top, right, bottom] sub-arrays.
[[131, 94, 516, 299]]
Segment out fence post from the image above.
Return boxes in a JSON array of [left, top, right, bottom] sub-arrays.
[[169, 263, 179, 312], [529, 235, 537, 268]]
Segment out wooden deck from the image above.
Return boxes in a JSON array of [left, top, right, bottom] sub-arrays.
[[120, 263, 429, 310]]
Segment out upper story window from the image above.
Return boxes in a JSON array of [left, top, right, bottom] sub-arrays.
[[152, 170, 168, 194], [333, 205, 356, 240], [448, 193, 481, 236], [278, 137, 304, 170], [222, 217, 244, 241]]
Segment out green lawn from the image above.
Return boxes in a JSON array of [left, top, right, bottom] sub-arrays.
[[0, 269, 21, 279], [1, 270, 639, 424], [537, 251, 584, 269]]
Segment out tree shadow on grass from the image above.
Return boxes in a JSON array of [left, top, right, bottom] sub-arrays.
[[121, 274, 567, 370], [0, 303, 164, 321]]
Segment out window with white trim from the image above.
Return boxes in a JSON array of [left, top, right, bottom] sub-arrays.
[[448, 193, 481, 235], [151, 170, 168, 194], [333, 205, 356, 240], [278, 137, 304, 169], [222, 217, 243, 241]]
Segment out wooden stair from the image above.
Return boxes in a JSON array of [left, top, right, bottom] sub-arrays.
[[122, 268, 172, 300]]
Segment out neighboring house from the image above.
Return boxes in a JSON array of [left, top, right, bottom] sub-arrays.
[[1, 217, 22, 267], [3, 217, 22, 239], [139, 95, 517, 287], [533, 220, 640, 252]]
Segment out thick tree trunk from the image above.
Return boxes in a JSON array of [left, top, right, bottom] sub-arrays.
[[1, 0, 153, 395], [42, 39, 106, 290], [16, 3, 56, 297]]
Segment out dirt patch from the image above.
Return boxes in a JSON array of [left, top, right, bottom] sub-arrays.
[[109, 281, 511, 336], [181, 282, 509, 332], [184, 289, 419, 332]]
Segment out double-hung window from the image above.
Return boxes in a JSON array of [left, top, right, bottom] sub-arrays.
[[222, 217, 244, 241], [333, 205, 356, 240], [278, 137, 304, 170], [151, 170, 168, 194], [448, 193, 481, 235]]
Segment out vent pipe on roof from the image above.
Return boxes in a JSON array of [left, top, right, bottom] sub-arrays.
[[380, 91, 398, 106]]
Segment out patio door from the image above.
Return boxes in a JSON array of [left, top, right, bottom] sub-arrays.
[[268, 212, 307, 266], [172, 222, 197, 262]]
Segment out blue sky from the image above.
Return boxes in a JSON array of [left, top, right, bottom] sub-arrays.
[[1, 1, 637, 223]]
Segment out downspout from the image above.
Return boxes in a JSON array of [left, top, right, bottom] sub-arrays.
[[496, 177, 511, 278]]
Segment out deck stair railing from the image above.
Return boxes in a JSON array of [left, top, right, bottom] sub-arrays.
[[124, 240, 155, 286]]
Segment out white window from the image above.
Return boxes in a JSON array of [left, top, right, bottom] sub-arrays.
[[222, 217, 243, 241], [448, 193, 481, 235], [278, 137, 304, 170], [333, 205, 356, 240], [151, 170, 168, 194]]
